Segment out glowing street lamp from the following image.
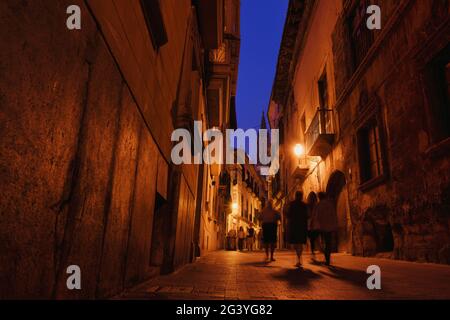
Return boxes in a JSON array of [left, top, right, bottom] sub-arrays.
[[294, 144, 305, 157], [294, 143, 308, 168]]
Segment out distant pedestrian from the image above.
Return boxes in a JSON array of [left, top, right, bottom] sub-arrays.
[[247, 225, 255, 251], [314, 192, 338, 266], [256, 229, 262, 250], [286, 191, 308, 267], [260, 200, 281, 262], [227, 228, 237, 251], [238, 226, 246, 251]]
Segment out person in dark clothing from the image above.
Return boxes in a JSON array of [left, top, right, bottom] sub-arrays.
[[238, 226, 246, 251], [321, 231, 333, 265], [314, 192, 338, 266], [247, 225, 255, 251], [260, 201, 281, 262], [307, 193, 320, 259], [308, 229, 320, 260], [286, 191, 308, 267]]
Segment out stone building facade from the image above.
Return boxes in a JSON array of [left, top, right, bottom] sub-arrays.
[[268, 0, 449, 263], [225, 153, 268, 249], [0, 0, 239, 298], [195, 0, 241, 256]]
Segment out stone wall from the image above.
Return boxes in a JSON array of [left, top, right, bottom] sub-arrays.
[[278, 0, 449, 264], [330, 0, 450, 263], [0, 0, 167, 298]]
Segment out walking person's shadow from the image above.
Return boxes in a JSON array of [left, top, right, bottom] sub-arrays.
[[272, 267, 322, 288], [319, 265, 371, 287], [240, 261, 279, 268], [310, 260, 371, 288]]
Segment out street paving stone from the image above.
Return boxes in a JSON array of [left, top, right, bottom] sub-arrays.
[[119, 250, 450, 300]]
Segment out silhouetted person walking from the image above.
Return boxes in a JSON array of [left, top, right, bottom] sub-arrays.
[[308, 194, 320, 260], [314, 192, 338, 266], [227, 228, 237, 250], [238, 226, 246, 251], [257, 229, 262, 250], [260, 200, 281, 262], [247, 225, 255, 251], [286, 191, 308, 267]]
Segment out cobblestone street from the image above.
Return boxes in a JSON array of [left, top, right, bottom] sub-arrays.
[[120, 250, 450, 300]]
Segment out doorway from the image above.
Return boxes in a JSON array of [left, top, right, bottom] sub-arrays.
[[326, 171, 352, 253]]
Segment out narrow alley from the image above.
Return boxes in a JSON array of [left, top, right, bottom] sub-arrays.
[[0, 0, 449, 303]]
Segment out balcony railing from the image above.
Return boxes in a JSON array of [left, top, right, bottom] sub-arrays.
[[305, 108, 335, 157]]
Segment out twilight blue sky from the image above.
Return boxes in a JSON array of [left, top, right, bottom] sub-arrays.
[[236, 0, 289, 130]]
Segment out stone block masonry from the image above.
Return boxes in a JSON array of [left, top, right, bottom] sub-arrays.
[[0, 0, 162, 298]]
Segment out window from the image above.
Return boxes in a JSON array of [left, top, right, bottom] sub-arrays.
[[300, 114, 306, 136], [357, 120, 383, 183], [300, 113, 307, 145], [423, 44, 450, 144], [317, 70, 333, 135], [141, 0, 168, 49], [354, 98, 388, 190], [279, 120, 285, 145], [318, 71, 329, 108], [272, 171, 280, 197], [348, 0, 374, 70]]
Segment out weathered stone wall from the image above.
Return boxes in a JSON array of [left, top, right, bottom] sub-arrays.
[[0, 0, 167, 298], [330, 0, 450, 263], [281, 0, 449, 264]]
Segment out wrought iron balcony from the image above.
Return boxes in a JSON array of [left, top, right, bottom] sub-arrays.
[[305, 108, 335, 157]]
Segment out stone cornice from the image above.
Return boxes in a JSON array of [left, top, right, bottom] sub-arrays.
[[271, 0, 315, 107]]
